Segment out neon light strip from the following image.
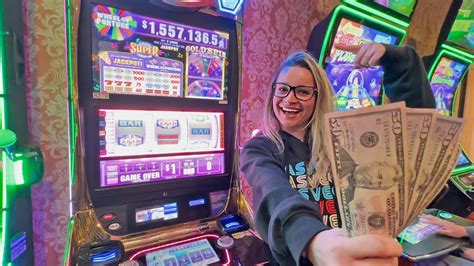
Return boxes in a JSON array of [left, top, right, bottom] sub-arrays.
[[452, 164, 474, 176], [342, 0, 410, 28], [128, 233, 231, 265], [64, 0, 75, 218], [62, 219, 74, 266], [441, 44, 474, 60], [0, 0, 7, 263]]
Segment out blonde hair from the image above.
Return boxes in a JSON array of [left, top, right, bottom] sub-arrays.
[[261, 51, 336, 171]]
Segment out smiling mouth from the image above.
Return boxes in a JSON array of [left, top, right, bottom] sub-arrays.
[[281, 107, 301, 114]]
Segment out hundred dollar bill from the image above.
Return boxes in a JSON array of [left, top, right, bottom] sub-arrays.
[[325, 102, 408, 237], [408, 115, 464, 220], [405, 109, 436, 215]]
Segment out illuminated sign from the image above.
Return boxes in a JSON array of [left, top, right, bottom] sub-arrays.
[[217, 0, 244, 15]]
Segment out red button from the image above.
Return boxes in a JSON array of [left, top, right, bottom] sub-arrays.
[[101, 213, 115, 221]]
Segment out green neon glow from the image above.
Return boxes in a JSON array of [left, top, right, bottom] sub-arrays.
[[427, 49, 473, 115], [0, 211, 6, 266], [0, 99, 4, 129], [0, 0, 7, 264], [63, 218, 74, 266], [0, 31, 3, 96], [65, 0, 77, 216], [12, 160, 23, 185], [452, 164, 474, 176], [441, 44, 474, 60], [342, 0, 410, 28]]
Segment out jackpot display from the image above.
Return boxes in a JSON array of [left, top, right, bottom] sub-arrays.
[[429, 57, 469, 116], [325, 18, 398, 110], [92, 4, 229, 100], [447, 0, 474, 53]]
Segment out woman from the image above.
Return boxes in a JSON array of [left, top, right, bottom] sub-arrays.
[[240, 43, 435, 265]]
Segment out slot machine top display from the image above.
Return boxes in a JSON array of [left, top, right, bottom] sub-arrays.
[[90, 4, 229, 100]]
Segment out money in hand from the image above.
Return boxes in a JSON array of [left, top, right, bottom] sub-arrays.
[[324, 102, 463, 237], [325, 102, 408, 237]]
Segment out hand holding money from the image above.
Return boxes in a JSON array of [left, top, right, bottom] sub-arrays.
[[307, 228, 402, 266], [324, 102, 464, 237]]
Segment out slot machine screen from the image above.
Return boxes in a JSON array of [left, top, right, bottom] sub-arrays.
[[135, 202, 178, 225], [398, 220, 441, 244], [373, 0, 417, 18], [99, 109, 225, 187], [429, 57, 468, 116], [145, 239, 219, 265], [91, 4, 229, 100], [456, 151, 471, 167], [325, 18, 398, 110], [447, 0, 474, 53]]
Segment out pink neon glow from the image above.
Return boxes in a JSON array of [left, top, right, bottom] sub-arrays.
[[128, 233, 231, 264]]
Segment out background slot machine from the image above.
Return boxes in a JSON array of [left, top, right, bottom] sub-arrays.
[[425, 0, 474, 217], [64, 1, 270, 265], [307, 0, 417, 111], [0, 0, 44, 265]]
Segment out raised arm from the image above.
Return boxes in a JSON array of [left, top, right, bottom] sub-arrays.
[[380, 44, 436, 108]]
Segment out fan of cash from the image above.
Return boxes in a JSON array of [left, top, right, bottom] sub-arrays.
[[324, 102, 464, 237]]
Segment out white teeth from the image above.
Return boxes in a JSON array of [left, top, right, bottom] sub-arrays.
[[282, 107, 299, 113]]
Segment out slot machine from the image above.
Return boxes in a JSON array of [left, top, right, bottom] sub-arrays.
[[425, 0, 474, 217], [64, 1, 270, 265], [0, 1, 44, 265], [308, 0, 417, 111]]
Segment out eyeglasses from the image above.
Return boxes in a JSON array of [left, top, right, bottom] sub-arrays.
[[272, 82, 318, 101]]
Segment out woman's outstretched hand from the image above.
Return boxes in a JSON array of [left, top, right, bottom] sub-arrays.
[[419, 214, 468, 238], [306, 228, 402, 266]]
